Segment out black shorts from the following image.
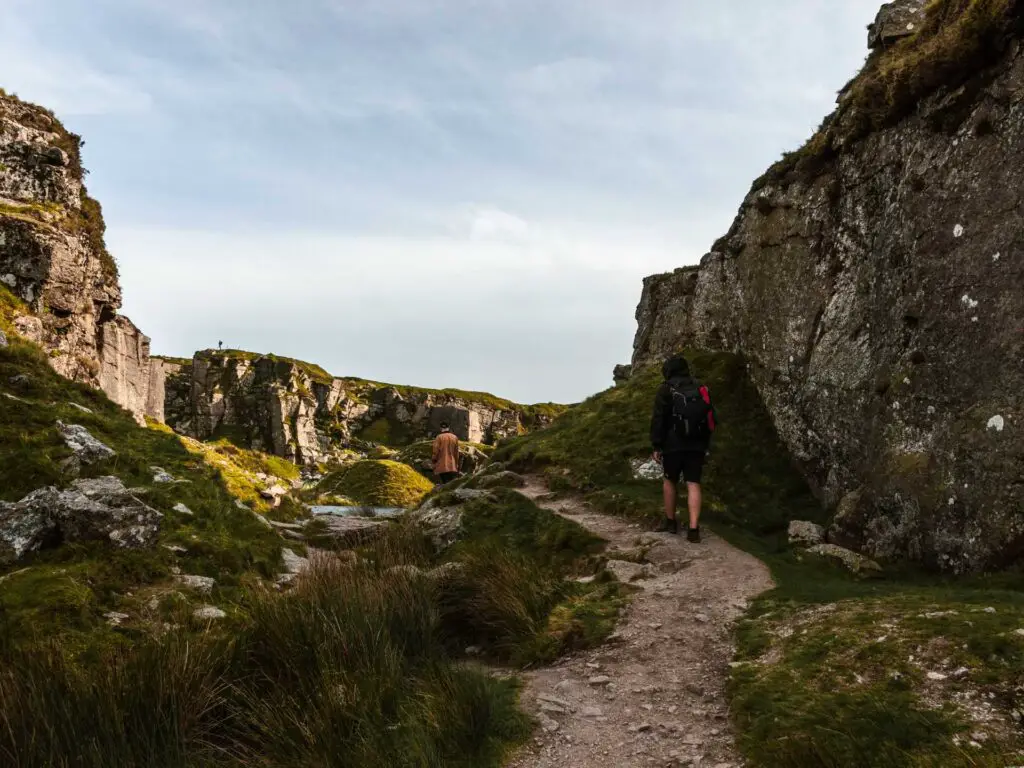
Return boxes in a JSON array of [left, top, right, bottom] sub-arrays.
[[663, 450, 706, 485]]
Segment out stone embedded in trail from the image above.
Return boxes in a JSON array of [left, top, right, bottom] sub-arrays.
[[606, 559, 652, 583], [0, 329, 7, 349], [172, 503, 193, 516], [788, 520, 825, 548]]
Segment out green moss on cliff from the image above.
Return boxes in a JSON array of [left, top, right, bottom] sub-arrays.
[[756, 0, 1024, 190], [317, 460, 434, 507], [195, 349, 334, 384]]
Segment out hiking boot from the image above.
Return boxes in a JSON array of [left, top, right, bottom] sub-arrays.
[[686, 526, 701, 544], [657, 517, 679, 535]]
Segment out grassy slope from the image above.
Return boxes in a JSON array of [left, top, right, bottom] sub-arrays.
[[1, 288, 618, 765], [1, 292, 284, 657], [494, 350, 1024, 767]]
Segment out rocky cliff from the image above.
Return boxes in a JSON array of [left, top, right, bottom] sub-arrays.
[[632, 0, 1024, 573], [0, 89, 154, 423], [160, 349, 562, 465]]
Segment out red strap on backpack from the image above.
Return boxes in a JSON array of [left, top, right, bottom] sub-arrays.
[[699, 386, 715, 432]]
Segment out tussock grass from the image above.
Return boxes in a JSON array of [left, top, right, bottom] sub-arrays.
[[0, 556, 531, 767]]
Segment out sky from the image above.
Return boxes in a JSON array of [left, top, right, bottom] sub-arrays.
[[0, 0, 882, 404]]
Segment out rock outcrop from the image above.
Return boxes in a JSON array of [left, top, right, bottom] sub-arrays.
[[0, 90, 155, 423], [161, 350, 560, 464], [632, 3, 1024, 572], [867, 0, 928, 50], [0, 476, 161, 564]]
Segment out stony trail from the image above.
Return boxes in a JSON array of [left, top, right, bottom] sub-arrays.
[[509, 478, 773, 768]]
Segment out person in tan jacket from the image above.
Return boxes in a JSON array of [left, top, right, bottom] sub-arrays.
[[432, 422, 461, 484]]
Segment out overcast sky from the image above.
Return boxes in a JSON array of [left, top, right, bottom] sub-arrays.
[[1, 0, 880, 403]]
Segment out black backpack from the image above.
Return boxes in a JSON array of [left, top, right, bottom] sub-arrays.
[[670, 381, 713, 439]]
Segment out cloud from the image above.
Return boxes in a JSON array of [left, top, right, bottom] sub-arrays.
[[2, 0, 886, 404]]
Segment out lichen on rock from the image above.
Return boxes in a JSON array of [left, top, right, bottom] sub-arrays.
[[630, 2, 1024, 571]]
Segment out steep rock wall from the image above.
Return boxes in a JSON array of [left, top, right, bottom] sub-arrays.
[[163, 351, 557, 465], [633, 2, 1024, 572], [0, 90, 153, 422]]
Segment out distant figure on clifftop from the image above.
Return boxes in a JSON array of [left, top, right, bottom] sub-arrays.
[[650, 355, 717, 542], [432, 421, 461, 485], [218, 340, 223, 350]]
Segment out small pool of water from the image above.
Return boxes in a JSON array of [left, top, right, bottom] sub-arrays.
[[310, 506, 406, 519]]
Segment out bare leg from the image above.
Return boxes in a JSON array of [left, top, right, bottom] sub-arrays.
[[687, 482, 702, 530], [662, 478, 678, 520]]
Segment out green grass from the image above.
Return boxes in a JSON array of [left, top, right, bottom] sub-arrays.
[[315, 459, 436, 508], [0, 302, 284, 655], [0, 555, 533, 767], [395, 488, 624, 667], [493, 348, 1024, 766]]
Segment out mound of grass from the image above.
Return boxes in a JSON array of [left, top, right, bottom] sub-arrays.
[[451, 488, 604, 571], [317, 460, 435, 508]]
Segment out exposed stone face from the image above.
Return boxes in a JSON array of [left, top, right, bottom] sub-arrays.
[[632, 33, 1024, 572], [164, 350, 551, 465], [867, 0, 927, 50], [145, 357, 184, 424], [0, 91, 154, 421], [0, 476, 161, 564], [98, 315, 153, 425]]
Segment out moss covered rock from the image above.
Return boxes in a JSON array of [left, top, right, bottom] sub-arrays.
[[318, 460, 434, 508]]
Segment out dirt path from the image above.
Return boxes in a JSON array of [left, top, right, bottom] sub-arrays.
[[508, 478, 773, 768]]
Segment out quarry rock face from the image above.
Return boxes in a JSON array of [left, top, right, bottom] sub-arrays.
[[633, 15, 1024, 572], [0, 91, 154, 423], [162, 351, 551, 465]]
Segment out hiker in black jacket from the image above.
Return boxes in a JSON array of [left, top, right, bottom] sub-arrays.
[[650, 355, 717, 542]]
